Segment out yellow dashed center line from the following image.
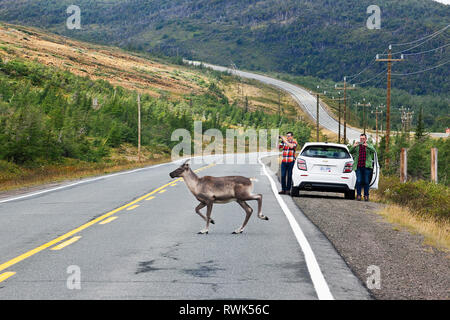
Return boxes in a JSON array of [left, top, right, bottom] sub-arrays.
[[50, 236, 82, 251], [0, 271, 16, 283], [0, 163, 215, 275], [99, 216, 118, 225], [145, 196, 155, 201], [159, 189, 166, 194], [126, 205, 140, 211]]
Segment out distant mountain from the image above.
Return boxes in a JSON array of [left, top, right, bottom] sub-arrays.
[[0, 0, 448, 96]]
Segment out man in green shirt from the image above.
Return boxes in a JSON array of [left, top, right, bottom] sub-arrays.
[[348, 133, 376, 201]]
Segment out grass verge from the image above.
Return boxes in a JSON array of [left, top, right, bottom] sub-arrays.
[[373, 176, 449, 251], [373, 202, 450, 251], [0, 156, 171, 193]]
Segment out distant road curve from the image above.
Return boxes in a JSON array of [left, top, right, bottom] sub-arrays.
[[185, 60, 448, 141], [185, 59, 365, 143]]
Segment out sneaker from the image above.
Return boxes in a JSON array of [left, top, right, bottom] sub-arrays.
[[356, 195, 362, 201], [364, 195, 369, 202], [278, 190, 286, 195]]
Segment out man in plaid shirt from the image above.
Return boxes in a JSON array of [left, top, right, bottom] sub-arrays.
[[349, 133, 376, 201], [279, 132, 298, 195]]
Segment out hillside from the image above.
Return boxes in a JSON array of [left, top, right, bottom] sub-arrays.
[[0, 23, 313, 190], [0, 0, 448, 96]]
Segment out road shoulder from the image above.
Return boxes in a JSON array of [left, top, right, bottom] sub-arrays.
[[291, 191, 450, 300]]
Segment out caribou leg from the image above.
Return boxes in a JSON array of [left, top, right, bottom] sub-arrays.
[[244, 193, 268, 221], [195, 202, 215, 224], [233, 200, 253, 234], [198, 202, 213, 234]]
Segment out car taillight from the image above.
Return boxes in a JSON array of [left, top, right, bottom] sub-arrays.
[[343, 161, 353, 173], [297, 158, 307, 171]]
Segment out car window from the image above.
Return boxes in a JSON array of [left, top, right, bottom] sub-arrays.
[[301, 146, 351, 159]]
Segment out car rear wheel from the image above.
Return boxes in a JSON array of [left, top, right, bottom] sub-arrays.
[[291, 186, 300, 197], [344, 189, 355, 200]]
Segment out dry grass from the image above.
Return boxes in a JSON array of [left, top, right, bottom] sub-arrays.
[[0, 23, 209, 99], [0, 156, 171, 193], [319, 128, 339, 143], [220, 77, 303, 119], [374, 200, 450, 251], [0, 143, 174, 192]]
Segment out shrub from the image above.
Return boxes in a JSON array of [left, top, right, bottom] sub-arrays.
[[377, 175, 450, 222]]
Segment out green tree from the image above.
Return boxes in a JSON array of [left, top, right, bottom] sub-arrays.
[[415, 106, 425, 140]]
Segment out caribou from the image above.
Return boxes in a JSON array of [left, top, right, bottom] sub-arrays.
[[169, 159, 269, 234]]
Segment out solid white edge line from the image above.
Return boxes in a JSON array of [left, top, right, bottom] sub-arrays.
[[258, 156, 334, 300], [0, 162, 170, 204]]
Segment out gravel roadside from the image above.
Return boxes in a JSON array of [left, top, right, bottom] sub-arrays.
[[291, 191, 449, 300]]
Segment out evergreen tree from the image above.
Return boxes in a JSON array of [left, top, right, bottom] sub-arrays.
[[415, 107, 425, 140]]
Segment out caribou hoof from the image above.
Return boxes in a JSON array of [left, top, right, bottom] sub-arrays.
[[264, 216, 269, 221], [197, 230, 209, 234], [210, 219, 215, 224], [232, 229, 243, 234]]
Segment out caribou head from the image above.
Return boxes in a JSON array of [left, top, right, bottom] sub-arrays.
[[169, 159, 191, 178]]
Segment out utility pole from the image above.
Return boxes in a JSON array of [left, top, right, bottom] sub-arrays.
[[331, 94, 345, 143], [337, 92, 342, 143], [371, 105, 384, 146], [376, 45, 404, 169], [309, 85, 327, 142], [278, 89, 281, 122], [355, 99, 371, 134], [316, 93, 320, 141], [406, 109, 414, 141], [137, 93, 141, 162], [399, 106, 407, 132], [335, 77, 355, 143]]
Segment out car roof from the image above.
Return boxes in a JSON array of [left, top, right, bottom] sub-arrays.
[[302, 142, 349, 149]]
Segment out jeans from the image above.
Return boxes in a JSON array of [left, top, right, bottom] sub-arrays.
[[355, 167, 373, 196], [281, 161, 295, 191]]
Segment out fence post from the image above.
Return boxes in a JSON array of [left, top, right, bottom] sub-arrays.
[[431, 148, 438, 183], [400, 148, 407, 183]]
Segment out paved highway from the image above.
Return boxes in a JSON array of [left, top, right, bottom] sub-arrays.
[[187, 60, 449, 141], [186, 60, 365, 142], [0, 154, 370, 299]]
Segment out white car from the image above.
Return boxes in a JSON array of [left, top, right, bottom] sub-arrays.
[[291, 142, 380, 199]]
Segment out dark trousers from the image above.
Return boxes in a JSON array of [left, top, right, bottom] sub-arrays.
[[281, 161, 295, 191], [355, 167, 372, 196]]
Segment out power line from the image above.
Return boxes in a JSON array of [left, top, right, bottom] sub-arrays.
[[390, 24, 450, 47], [345, 49, 388, 81], [350, 68, 387, 86], [346, 54, 381, 80], [380, 25, 450, 56], [391, 59, 450, 76], [344, 26, 449, 86], [402, 43, 450, 56]]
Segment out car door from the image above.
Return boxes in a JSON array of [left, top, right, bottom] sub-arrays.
[[369, 151, 380, 189]]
